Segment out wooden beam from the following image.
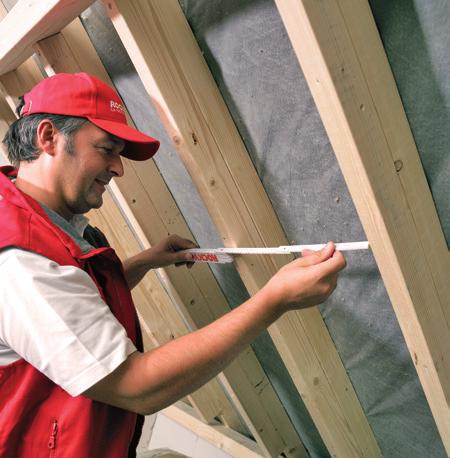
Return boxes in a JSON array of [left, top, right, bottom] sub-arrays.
[[0, 0, 41, 162], [274, 0, 450, 453], [0, 0, 95, 75], [33, 21, 110, 78], [0, 0, 13, 163], [162, 402, 264, 458], [0, 92, 15, 163], [33, 19, 307, 457], [0, 3, 43, 112], [0, 59, 43, 112], [0, 90, 15, 126], [104, 1, 382, 456]]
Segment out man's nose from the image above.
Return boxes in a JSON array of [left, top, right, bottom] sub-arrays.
[[109, 154, 124, 177]]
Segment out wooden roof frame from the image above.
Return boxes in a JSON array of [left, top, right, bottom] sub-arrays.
[[1, 0, 449, 456], [102, 2, 380, 456]]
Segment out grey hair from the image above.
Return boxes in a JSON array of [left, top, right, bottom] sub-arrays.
[[2, 97, 87, 167]]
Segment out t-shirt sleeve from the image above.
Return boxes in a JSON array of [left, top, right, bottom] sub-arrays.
[[0, 248, 137, 396]]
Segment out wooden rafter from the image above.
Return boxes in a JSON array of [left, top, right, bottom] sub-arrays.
[[0, 0, 94, 75], [103, 1, 382, 456], [0, 58, 43, 116], [274, 0, 450, 453], [0, 5, 43, 162]]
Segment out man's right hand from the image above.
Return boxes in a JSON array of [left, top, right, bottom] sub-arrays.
[[261, 242, 346, 312]]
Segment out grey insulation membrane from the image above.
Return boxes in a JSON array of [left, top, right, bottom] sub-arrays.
[[8, 0, 445, 456]]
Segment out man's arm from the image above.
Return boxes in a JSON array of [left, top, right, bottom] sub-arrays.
[[122, 234, 196, 289], [84, 243, 345, 415]]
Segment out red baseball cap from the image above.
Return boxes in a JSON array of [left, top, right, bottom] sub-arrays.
[[20, 72, 160, 161]]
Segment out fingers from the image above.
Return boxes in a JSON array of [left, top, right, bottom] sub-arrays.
[[168, 234, 197, 251], [315, 250, 346, 276], [295, 242, 336, 267], [319, 242, 336, 260], [166, 234, 197, 267], [284, 243, 345, 286], [173, 250, 194, 264]]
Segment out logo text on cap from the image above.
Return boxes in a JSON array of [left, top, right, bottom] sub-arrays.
[[110, 100, 125, 114]]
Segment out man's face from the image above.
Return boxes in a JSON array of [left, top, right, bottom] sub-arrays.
[[55, 122, 125, 216]]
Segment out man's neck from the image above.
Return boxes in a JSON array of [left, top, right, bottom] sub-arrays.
[[15, 167, 73, 221]]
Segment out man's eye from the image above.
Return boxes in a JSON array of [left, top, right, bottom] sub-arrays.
[[101, 147, 114, 155]]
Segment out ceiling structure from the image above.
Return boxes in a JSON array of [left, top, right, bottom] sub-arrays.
[[1, 1, 449, 457]]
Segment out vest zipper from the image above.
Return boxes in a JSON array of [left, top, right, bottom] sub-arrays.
[[48, 419, 58, 451]]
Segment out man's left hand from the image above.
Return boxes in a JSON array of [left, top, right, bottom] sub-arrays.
[[144, 234, 197, 269]]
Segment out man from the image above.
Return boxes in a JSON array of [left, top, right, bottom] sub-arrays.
[[0, 73, 346, 457]]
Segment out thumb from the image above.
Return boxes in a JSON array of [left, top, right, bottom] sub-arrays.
[[173, 250, 194, 264]]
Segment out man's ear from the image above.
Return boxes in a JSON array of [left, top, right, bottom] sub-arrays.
[[36, 120, 59, 156]]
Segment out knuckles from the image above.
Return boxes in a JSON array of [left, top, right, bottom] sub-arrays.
[[334, 251, 347, 270], [320, 282, 333, 297]]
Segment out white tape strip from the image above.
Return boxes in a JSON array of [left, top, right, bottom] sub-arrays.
[[283, 241, 370, 252], [184, 241, 369, 263]]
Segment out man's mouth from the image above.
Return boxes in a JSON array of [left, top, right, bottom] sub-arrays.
[[95, 178, 109, 186]]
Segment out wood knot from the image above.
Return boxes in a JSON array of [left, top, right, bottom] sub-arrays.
[[394, 159, 403, 172]]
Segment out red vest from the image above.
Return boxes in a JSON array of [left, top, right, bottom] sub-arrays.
[[0, 166, 144, 457]]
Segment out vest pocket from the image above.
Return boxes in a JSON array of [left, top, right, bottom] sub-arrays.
[[48, 419, 58, 456]]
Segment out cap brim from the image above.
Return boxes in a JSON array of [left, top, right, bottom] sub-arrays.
[[88, 117, 160, 161]]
